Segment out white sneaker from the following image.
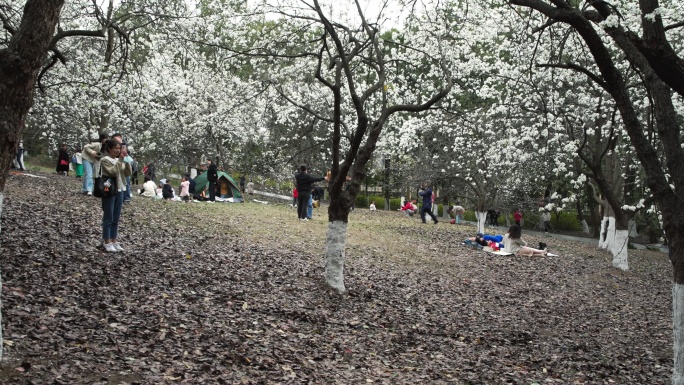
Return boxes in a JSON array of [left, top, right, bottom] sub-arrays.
[[87, 191, 92, 196], [103, 243, 117, 253], [112, 243, 124, 252]]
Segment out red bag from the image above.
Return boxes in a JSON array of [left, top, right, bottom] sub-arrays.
[[59, 159, 68, 166], [450, 219, 456, 224]]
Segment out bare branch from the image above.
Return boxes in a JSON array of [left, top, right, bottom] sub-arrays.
[[537, 62, 607, 89]]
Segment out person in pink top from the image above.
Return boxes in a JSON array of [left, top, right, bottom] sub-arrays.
[[180, 176, 190, 202]]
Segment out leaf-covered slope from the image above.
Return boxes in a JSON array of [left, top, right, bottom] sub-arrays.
[[0, 172, 672, 384]]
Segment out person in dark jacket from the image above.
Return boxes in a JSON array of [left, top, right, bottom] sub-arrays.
[[207, 159, 218, 202], [294, 165, 328, 220], [419, 183, 439, 224], [56, 143, 70, 176]]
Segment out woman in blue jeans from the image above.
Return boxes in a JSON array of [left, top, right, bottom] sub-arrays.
[[100, 139, 131, 253]]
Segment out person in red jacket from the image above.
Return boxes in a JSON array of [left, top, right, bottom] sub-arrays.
[[292, 187, 298, 207], [400, 200, 418, 217], [514, 209, 523, 226]]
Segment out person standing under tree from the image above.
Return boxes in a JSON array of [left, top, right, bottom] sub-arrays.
[[206, 159, 218, 202], [419, 183, 439, 224], [56, 143, 70, 176], [542, 210, 551, 233], [514, 208, 523, 226], [82, 133, 107, 195], [100, 139, 132, 253], [240, 175, 246, 193], [72, 149, 83, 178], [295, 165, 328, 221]]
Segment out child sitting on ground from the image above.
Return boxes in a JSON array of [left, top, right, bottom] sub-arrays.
[[369, 202, 377, 212]]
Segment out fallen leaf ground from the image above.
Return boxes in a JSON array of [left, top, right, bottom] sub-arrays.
[[0, 171, 673, 384]]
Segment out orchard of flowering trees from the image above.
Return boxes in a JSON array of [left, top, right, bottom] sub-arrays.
[[1, 0, 684, 382]]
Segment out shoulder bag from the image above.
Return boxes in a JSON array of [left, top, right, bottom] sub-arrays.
[[93, 162, 117, 198]]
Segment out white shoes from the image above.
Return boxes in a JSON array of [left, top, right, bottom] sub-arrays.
[[102, 242, 124, 253]]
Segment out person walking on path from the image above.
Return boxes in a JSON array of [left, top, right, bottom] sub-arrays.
[[100, 139, 132, 253], [542, 210, 552, 233], [206, 159, 218, 202], [56, 143, 70, 176], [419, 183, 439, 224], [295, 165, 328, 220], [82, 133, 107, 195], [514, 208, 523, 226]]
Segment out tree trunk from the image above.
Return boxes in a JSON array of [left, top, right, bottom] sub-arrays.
[[324, 221, 347, 293], [0, 0, 66, 361], [599, 215, 609, 249], [628, 218, 639, 238], [611, 228, 629, 271], [674, 281, 684, 385], [581, 219, 590, 234], [0, 192, 4, 359], [476, 211, 487, 234]]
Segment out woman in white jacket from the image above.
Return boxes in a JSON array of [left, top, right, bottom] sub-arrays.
[[100, 139, 132, 253]]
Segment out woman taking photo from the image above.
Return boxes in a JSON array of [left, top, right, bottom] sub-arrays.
[[100, 139, 131, 253], [503, 224, 548, 256]]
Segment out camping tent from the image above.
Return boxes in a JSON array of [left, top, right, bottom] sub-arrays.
[[194, 171, 243, 202]]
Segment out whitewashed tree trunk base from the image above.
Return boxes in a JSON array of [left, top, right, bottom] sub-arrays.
[[628, 219, 639, 238], [581, 219, 590, 234], [476, 212, 486, 234], [611, 229, 629, 271], [324, 220, 347, 294], [674, 284, 684, 385], [599, 216, 608, 248]]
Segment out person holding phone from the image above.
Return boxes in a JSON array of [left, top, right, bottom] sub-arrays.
[[100, 139, 132, 253]]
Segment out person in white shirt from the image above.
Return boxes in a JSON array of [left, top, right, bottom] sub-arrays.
[[139, 175, 157, 197]]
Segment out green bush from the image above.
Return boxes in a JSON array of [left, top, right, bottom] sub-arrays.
[[355, 195, 403, 211], [552, 211, 582, 232]]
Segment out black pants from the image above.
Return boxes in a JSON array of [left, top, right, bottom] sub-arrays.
[[297, 192, 310, 219], [421, 206, 438, 223], [208, 181, 216, 201]]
